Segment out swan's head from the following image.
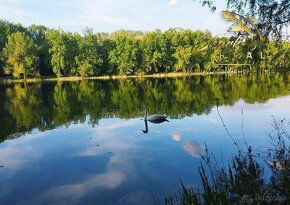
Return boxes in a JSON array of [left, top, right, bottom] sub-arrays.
[[142, 129, 148, 133]]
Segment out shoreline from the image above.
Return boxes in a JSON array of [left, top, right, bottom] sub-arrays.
[[0, 70, 284, 84]]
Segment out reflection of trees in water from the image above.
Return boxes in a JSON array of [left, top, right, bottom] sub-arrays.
[[0, 74, 289, 141], [5, 84, 41, 128]]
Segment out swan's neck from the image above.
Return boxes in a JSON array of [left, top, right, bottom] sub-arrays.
[[144, 107, 147, 120], [142, 120, 148, 133]]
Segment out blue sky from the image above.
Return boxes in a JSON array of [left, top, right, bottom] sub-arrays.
[[0, 0, 230, 35]]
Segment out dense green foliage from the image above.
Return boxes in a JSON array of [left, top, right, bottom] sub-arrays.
[[0, 20, 290, 78], [3, 31, 38, 78], [0, 73, 289, 141]]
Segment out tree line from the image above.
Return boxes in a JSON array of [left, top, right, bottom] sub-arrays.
[[0, 19, 290, 78]]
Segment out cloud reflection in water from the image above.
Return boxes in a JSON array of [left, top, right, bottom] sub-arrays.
[[171, 132, 181, 141], [183, 141, 201, 158]]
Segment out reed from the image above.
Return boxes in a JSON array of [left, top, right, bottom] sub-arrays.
[[155, 118, 290, 205]]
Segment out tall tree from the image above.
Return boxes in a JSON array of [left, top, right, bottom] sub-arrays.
[[173, 46, 195, 72], [28, 24, 52, 75], [3, 31, 38, 78], [109, 30, 140, 75], [99, 35, 115, 75], [0, 20, 27, 76], [76, 28, 103, 77], [163, 28, 183, 72], [46, 29, 79, 77], [46, 29, 66, 77], [140, 29, 168, 73]]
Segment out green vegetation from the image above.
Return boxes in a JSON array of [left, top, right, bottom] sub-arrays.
[[3, 31, 38, 78], [0, 20, 290, 79]]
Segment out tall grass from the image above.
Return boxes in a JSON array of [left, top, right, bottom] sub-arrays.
[[155, 117, 290, 205]]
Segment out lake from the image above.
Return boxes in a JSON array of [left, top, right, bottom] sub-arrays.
[[0, 74, 290, 205]]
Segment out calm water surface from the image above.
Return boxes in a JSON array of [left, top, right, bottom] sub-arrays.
[[0, 74, 290, 205]]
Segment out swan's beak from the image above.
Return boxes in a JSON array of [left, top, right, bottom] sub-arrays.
[[142, 129, 148, 133]]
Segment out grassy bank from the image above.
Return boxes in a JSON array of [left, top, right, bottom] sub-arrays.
[[0, 70, 280, 84]]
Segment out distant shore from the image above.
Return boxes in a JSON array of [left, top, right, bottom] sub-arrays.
[[0, 70, 282, 84]]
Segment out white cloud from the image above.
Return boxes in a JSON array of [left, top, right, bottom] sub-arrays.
[[169, 0, 179, 6], [39, 171, 125, 202], [77, 119, 138, 157], [0, 133, 45, 170], [22, 156, 136, 205]]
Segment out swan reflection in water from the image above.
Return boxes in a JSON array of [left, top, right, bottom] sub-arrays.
[[142, 106, 169, 133]]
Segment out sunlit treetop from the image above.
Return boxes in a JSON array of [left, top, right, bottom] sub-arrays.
[[194, 0, 290, 40]]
